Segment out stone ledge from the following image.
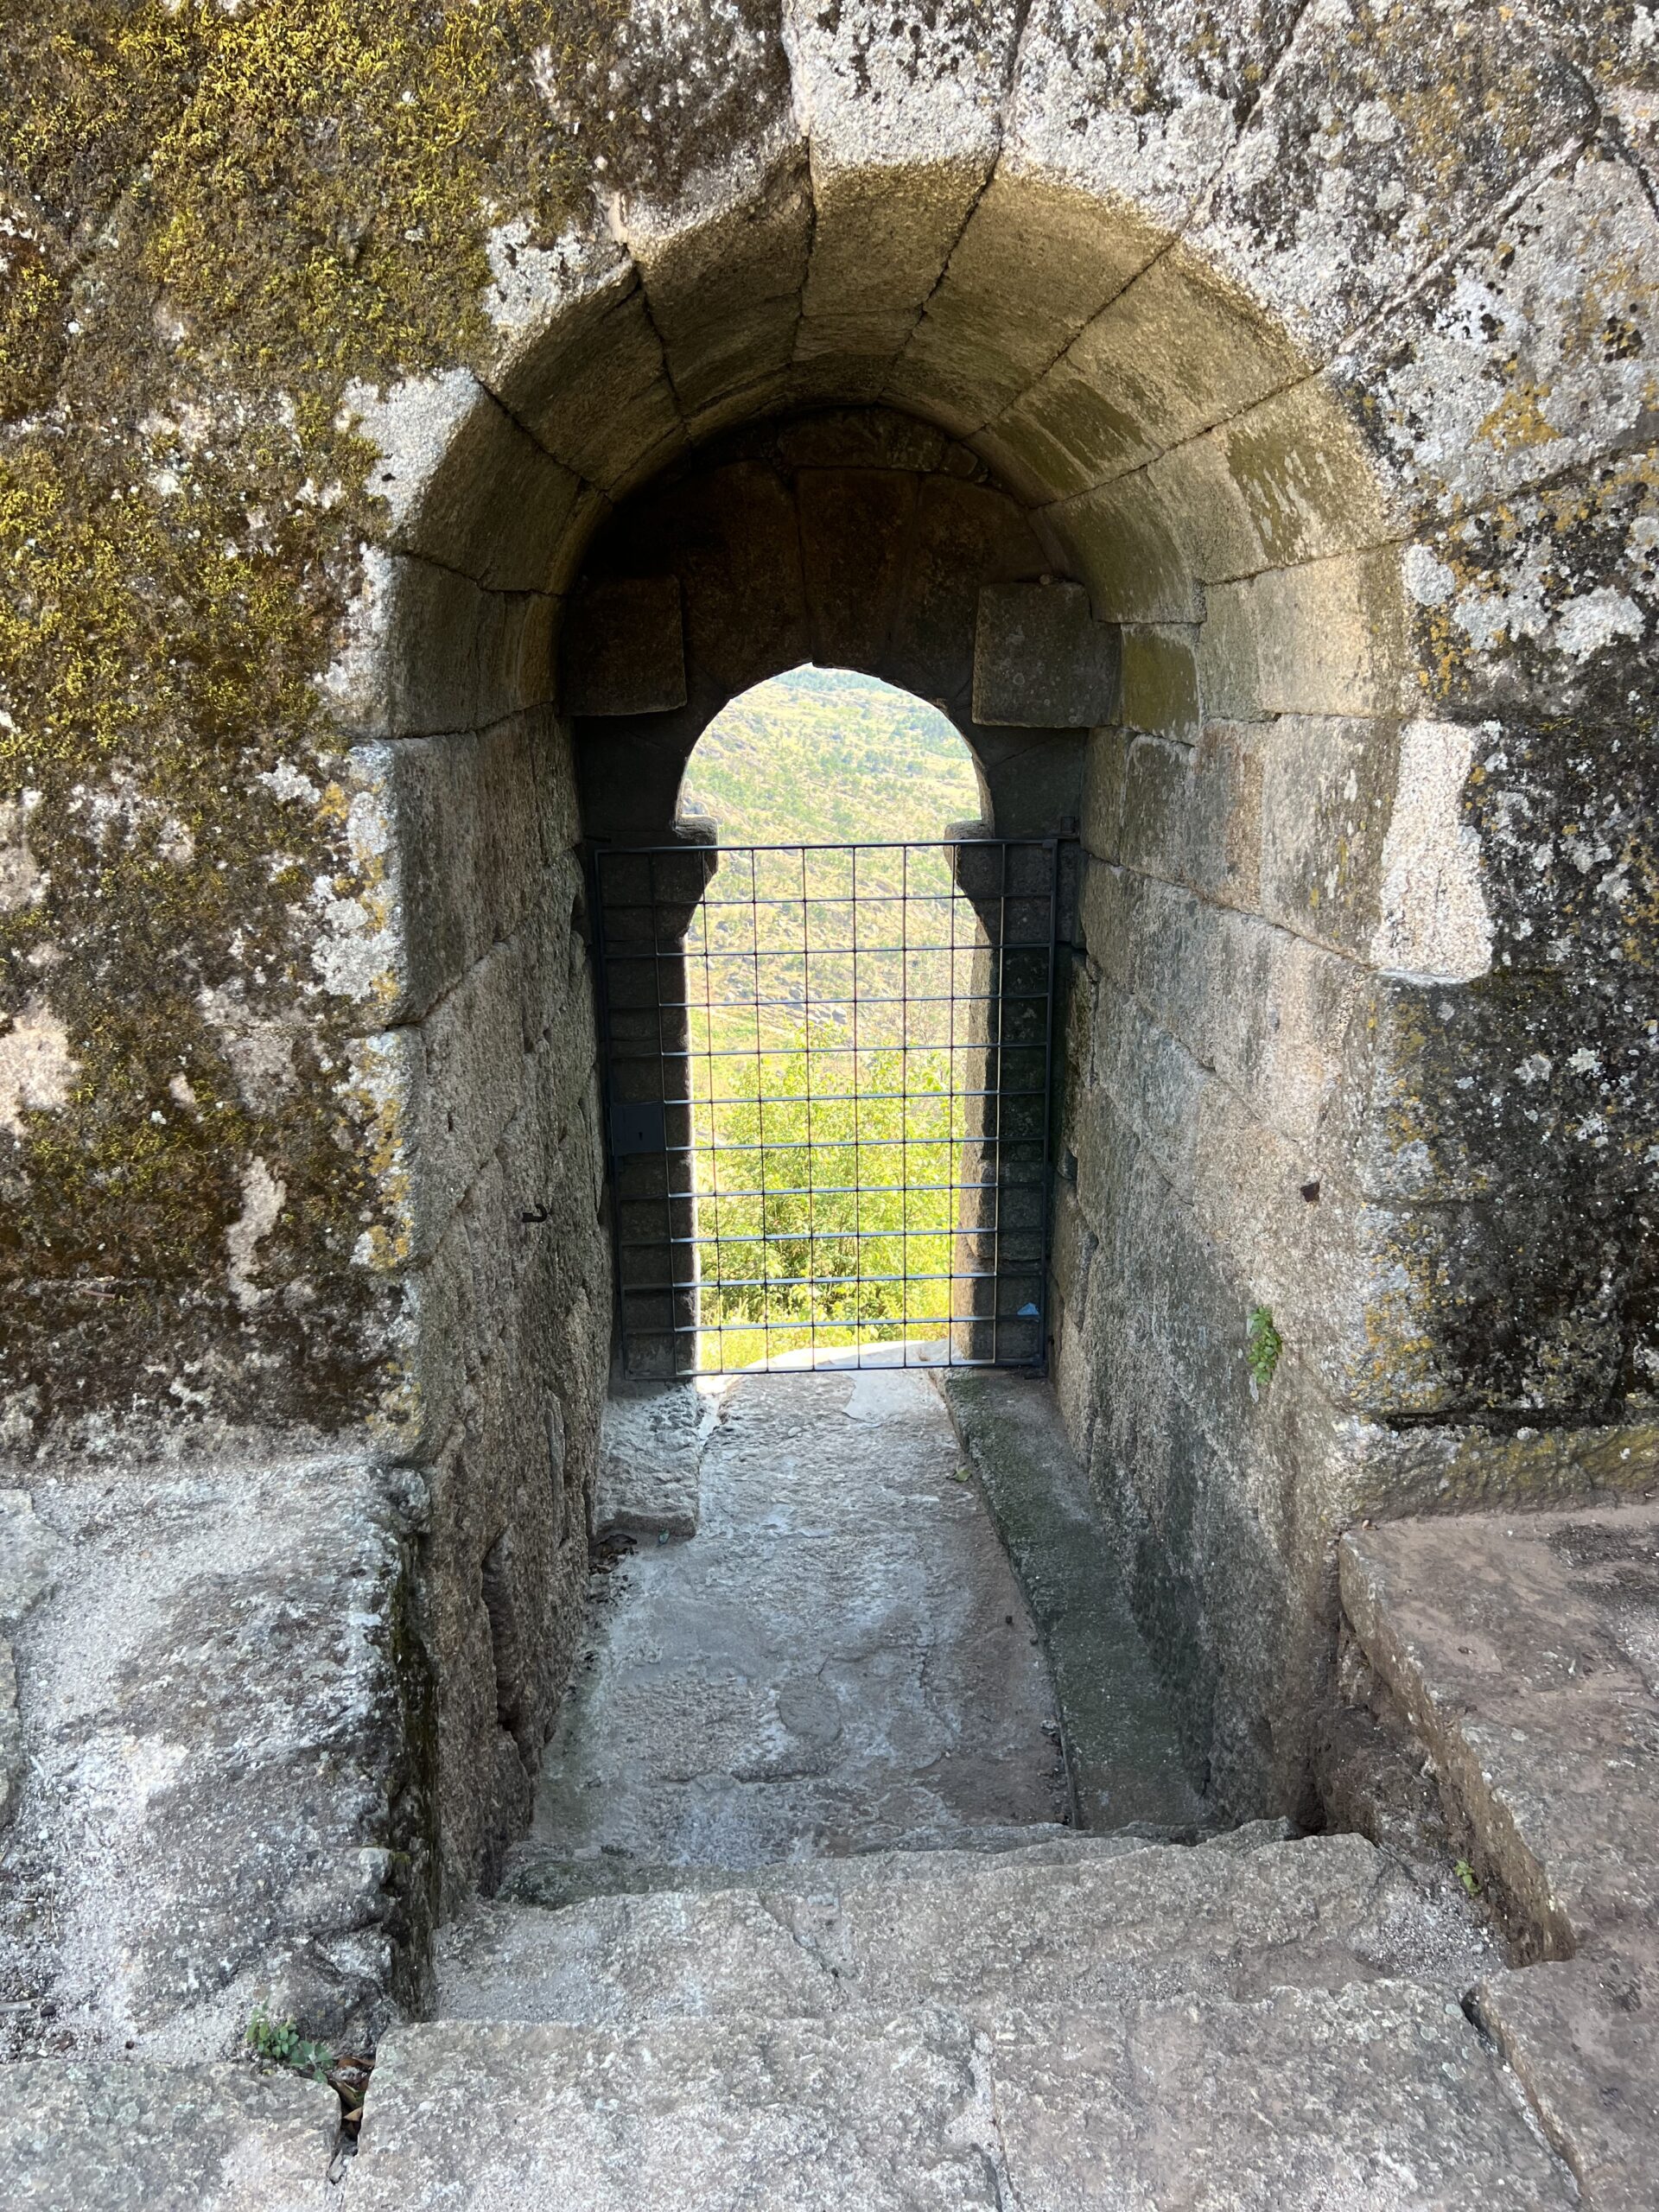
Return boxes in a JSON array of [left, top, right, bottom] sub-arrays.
[[592, 1383, 706, 1539], [0, 1463, 434, 2062], [0, 2059, 337, 2210], [1338, 1502, 1659, 1963], [938, 1370, 1206, 1832]]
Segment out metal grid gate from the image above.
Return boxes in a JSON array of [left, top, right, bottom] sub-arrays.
[[592, 836, 1060, 1378]]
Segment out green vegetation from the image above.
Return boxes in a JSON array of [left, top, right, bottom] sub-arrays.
[[1246, 1306, 1283, 1393], [681, 670, 986, 1370], [245, 2006, 334, 2084], [681, 667, 982, 848], [691, 1040, 973, 1371]]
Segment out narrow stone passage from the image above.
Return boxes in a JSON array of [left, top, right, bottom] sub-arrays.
[[526, 1368, 1066, 1876]]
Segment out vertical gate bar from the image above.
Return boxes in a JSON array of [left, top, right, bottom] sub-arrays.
[[798, 844, 810, 1363], [1036, 837, 1060, 1376], [991, 837, 1009, 1369], [647, 847, 671, 1377], [946, 834, 958, 1367], [702, 850, 715, 1374], [703, 849, 721, 1380], [751, 843, 765, 1370], [853, 842, 863, 1367], [588, 842, 628, 1377], [899, 839, 911, 1364]]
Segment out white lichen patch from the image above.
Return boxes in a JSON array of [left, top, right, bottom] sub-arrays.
[[340, 367, 480, 532], [1402, 544, 1456, 607], [1440, 523, 1652, 675], [0, 1001, 78, 1135], [195, 984, 299, 1114], [1370, 721, 1494, 982], [307, 758, 403, 1010], [0, 794, 45, 912], [484, 216, 623, 340], [257, 760, 322, 808], [346, 1029, 420, 1271], [317, 543, 394, 728], [1552, 587, 1647, 664], [226, 1157, 286, 1312], [1357, 157, 1659, 513]]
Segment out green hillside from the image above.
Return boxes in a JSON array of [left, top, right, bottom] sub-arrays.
[[679, 665, 982, 845]]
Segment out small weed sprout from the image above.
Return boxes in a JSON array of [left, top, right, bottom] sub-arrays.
[[1246, 1306, 1282, 1395], [1454, 1859, 1481, 1897], [245, 2005, 334, 2085]]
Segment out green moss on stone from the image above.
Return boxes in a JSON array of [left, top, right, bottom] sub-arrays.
[[0, 1, 630, 1444]]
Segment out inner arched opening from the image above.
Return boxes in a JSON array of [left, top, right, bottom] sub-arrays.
[[675, 667, 994, 1375], [680, 665, 982, 845]]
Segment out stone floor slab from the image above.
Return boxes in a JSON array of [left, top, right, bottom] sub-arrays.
[[346, 1984, 1572, 2210], [0, 2059, 337, 2209], [495, 1825, 1141, 1910], [531, 1370, 1065, 1869]]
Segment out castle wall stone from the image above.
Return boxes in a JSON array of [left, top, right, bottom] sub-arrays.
[[2, 0, 1655, 2041]]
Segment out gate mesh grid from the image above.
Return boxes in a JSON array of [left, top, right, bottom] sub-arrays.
[[594, 838, 1058, 1378]]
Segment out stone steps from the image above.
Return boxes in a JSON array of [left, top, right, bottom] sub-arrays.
[[0, 2058, 338, 2209], [437, 1828, 1494, 2030], [492, 1815, 1224, 1911], [364, 1821, 1557, 2207], [1336, 1504, 1659, 2209], [345, 1982, 1574, 2209]]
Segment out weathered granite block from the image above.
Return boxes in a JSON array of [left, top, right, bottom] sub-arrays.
[[0, 2061, 338, 2210], [972, 582, 1122, 728], [594, 1383, 706, 1539]]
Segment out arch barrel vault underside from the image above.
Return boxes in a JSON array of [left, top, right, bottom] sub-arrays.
[[1, 0, 1656, 2058]]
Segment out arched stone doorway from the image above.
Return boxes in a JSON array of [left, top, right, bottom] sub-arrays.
[[3, 4, 1653, 2056], [359, 129, 1651, 1864], [569, 411, 1097, 1383]]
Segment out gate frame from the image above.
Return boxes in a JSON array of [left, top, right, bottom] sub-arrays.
[[588, 832, 1066, 1380]]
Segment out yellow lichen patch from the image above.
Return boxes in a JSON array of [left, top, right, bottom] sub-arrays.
[[1475, 377, 1563, 455], [137, 0, 577, 415]]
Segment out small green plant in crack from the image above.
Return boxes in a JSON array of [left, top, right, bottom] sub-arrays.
[[245, 2005, 334, 2085], [1454, 1858, 1481, 1897], [1245, 1306, 1282, 1395]]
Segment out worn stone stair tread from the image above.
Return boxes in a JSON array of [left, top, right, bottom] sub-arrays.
[[439, 1830, 1493, 2028], [0, 2058, 338, 2209], [1339, 1504, 1659, 1956], [495, 1817, 1262, 1911], [1473, 1952, 1659, 2212], [346, 1982, 1572, 2210]]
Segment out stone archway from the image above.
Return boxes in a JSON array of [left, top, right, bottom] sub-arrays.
[[354, 120, 1659, 1844], [3, 2, 1654, 2060]]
